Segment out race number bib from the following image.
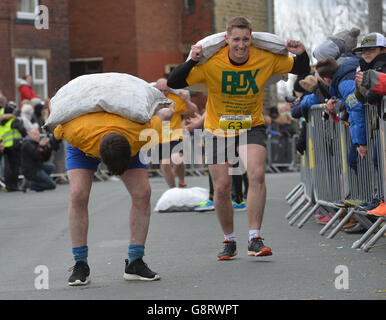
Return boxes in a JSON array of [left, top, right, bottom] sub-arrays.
[[219, 115, 252, 131]]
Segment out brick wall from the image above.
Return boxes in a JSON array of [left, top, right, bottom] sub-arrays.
[[69, 0, 137, 75], [0, 0, 70, 101]]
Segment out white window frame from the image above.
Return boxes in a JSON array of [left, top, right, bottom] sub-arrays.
[[15, 57, 30, 83], [15, 57, 30, 104], [32, 58, 48, 99], [16, 0, 39, 20]]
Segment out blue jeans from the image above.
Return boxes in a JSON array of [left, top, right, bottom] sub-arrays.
[[30, 162, 56, 191]]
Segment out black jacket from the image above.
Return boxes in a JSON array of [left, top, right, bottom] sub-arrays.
[[21, 137, 52, 179]]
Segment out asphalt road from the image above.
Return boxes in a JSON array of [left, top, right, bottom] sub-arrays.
[[0, 172, 385, 301]]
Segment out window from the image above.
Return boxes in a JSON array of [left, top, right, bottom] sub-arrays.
[[70, 58, 103, 80], [14, 57, 48, 103], [17, 0, 39, 20], [32, 58, 48, 99], [183, 0, 195, 14]]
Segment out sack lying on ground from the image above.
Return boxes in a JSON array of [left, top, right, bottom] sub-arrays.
[[185, 32, 289, 92], [154, 187, 209, 212], [44, 73, 171, 130]]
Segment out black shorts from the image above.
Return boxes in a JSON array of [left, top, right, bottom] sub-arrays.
[[204, 125, 267, 165], [154, 139, 184, 162]]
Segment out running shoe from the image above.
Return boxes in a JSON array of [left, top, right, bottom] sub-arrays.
[[248, 237, 272, 257], [123, 258, 160, 281], [194, 199, 214, 212], [68, 261, 90, 286], [232, 200, 246, 212], [178, 182, 187, 188], [217, 239, 237, 260]]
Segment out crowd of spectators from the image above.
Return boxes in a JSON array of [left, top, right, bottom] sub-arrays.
[[0, 77, 63, 192]]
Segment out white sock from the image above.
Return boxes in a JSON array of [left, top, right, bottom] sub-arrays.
[[249, 229, 260, 241], [224, 232, 236, 242]]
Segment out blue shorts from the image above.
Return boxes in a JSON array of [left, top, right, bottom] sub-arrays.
[[66, 143, 147, 171]]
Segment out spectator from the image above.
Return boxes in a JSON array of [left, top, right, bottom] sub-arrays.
[[353, 32, 386, 105], [19, 75, 38, 102], [0, 105, 27, 191], [30, 98, 47, 131], [316, 57, 367, 171], [20, 127, 56, 192]]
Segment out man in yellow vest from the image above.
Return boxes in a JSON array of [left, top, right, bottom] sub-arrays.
[[53, 104, 174, 286], [0, 105, 26, 191], [154, 78, 198, 188]]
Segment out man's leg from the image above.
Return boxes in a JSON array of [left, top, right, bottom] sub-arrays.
[[67, 169, 94, 248], [121, 168, 160, 280], [171, 152, 186, 187], [209, 163, 233, 235], [67, 168, 94, 285], [121, 168, 152, 246], [161, 160, 175, 188], [238, 143, 271, 256], [209, 163, 237, 260]]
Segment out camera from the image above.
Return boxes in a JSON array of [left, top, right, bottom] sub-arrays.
[[285, 95, 297, 103]]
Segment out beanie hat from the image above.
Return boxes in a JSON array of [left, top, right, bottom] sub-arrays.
[[293, 74, 308, 93], [313, 28, 361, 61], [299, 75, 318, 93], [313, 39, 341, 61], [21, 103, 34, 116], [334, 27, 361, 53]]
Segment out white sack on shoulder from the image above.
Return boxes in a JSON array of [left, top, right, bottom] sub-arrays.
[[154, 187, 209, 212], [185, 32, 289, 91], [44, 73, 171, 130]]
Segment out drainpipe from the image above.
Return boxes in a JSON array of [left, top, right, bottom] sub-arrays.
[[267, 0, 274, 108]]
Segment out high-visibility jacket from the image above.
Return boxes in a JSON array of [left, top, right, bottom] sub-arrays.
[[0, 108, 22, 148]]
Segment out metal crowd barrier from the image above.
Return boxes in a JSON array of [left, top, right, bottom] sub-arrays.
[[285, 97, 386, 252]]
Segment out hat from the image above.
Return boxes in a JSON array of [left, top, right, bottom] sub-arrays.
[[30, 97, 43, 108], [21, 103, 34, 116], [313, 28, 361, 61], [334, 27, 361, 53], [299, 75, 318, 93], [313, 39, 341, 61], [353, 33, 386, 52], [293, 74, 308, 93]]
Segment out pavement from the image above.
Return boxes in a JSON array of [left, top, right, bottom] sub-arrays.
[[0, 172, 385, 301]]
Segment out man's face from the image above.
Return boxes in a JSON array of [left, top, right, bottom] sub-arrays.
[[225, 27, 252, 63], [155, 80, 170, 97], [361, 47, 384, 64]]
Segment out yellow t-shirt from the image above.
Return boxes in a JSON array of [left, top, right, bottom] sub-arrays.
[[54, 112, 162, 158], [159, 92, 188, 143], [186, 46, 294, 136]]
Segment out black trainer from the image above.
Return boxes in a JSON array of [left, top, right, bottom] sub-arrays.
[[68, 261, 90, 286], [217, 239, 237, 260], [123, 258, 160, 281], [248, 237, 272, 257]]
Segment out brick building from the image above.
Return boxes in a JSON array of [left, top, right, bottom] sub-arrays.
[[0, 0, 276, 108], [0, 0, 70, 104], [68, 0, 275, 109]]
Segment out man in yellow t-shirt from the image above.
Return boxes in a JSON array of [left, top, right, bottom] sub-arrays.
[[154, 78, 198, 188], [168, 16, 310, 260], [54, 105, 174, 286]]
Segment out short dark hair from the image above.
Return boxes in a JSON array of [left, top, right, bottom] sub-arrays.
[[99, 133, 131, 176], [226, 16, 252, 34], [315, 57, 339, 79]]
